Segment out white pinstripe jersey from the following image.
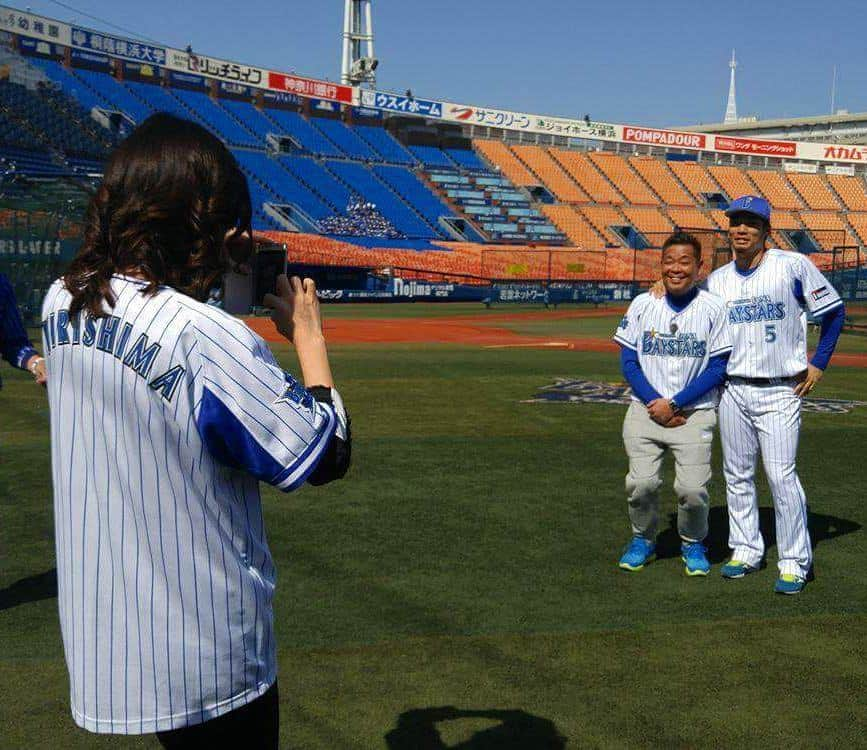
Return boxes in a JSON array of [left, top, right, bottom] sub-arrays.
[[41, 275, 337, 734], [613, 289, 732, 410], [706, 249, 843, 378]]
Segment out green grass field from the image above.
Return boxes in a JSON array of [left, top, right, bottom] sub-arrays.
[[1, 304, 866, 748]]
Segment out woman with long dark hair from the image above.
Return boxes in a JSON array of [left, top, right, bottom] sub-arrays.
[[41, 113, 350, 748]]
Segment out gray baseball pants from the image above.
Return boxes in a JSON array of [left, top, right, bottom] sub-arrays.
[[622, 401, 717, 543]]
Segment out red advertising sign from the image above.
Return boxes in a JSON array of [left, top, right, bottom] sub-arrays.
[[267, 72, 352, 103], [622, 126, 706, 149], [714, 136, 796, 157]]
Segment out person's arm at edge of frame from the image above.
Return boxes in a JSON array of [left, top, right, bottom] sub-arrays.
[[264, 274, 351, 484], [0, 275, 46, 385]]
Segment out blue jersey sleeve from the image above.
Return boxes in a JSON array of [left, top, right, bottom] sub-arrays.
[[0, 273, 38, 370], [620, 345, 663, 404], [192, 314, 337, 492], [810, 304, 845, 371], [672, 353, 730, 409]]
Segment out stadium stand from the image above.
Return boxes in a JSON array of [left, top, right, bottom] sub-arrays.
[[473, 139, 537, 185], [622, 206, 674, 239], [787, 172, 842, 210], [263, 108, 342, 156], [580, 205, 628, 245], [800, 211, 853, 245], [846, 213, 867, 245], [668, 160, 723, 201], [511, 144, 588, 202], [170, 89, 260, 147], [444, 147, 486, 171], [66, 68, 153, 123], [588, 152, 658, 205], [666, 206, 719, 231], [747, 169, 804, 210], [355, 125, 416, 165], [629, 156, 693, 206], [707, 165, 759, 201], [540, 205, 603, 248], [827, 174, 867, 211], [548, 148, 624, 204], [314, 118, 380, 161], [373, 164, 452, 234], [409, 145, 455, 169]]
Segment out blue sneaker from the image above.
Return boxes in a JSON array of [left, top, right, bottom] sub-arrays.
[[774, 574, 806, 595], [618, 537, 655, 572], [720, 559, 759, 579], [681, 542, 710, 577]]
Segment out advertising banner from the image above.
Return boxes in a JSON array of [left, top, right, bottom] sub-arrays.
[[622, 126, 706, 150], [825, 164, 856, 176], [70, 49, 110, 67], [71, 27, 166, 65], [0, 6, 69, 45], [442, 102, 619, 140], [267, 72, 353, 103], [168, 70, 207, 89], [799, 142, 867, 164], [360, 90, 443, 118], [262, 89, 301, 107], [713, 135, 797, 157], [218, 81, 252, 98], [783, 162, 818, 173], [166, 48, 266, 87]]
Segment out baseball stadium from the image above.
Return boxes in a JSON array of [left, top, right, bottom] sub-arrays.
[[1, 1, 866, 747]]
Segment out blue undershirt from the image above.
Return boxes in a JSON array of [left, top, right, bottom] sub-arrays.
[[811, 304, 845, 370]]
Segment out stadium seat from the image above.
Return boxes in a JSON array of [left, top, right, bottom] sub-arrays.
[[511, 144, 588, 202], [827, 174, 867, 211], [445, 148, 486, 171], [629, 156, 693, 206], [548, 148, 624, 204], [799, 211, 853, 250], [324, 160, 439, 238], [747, 169, 804, 210], [668, 160, 724, 200], [28, 59, 106, 115], [219, 99, 284, 141], [262, 109, 342, 156], [541, 204, 603, 248], [580, 205, 629, 245], [170, 89, 259, 147], [588, 152, 658, 205], [278, 154, 355, 212], [373, 165, 452, 234], [67, 69, 153, 123], [845, 212, 867, 245], [354, 125, 416, 165], [408, 145, 456, 169], [622, 206, 674, 242], [473, 139, 537, 185], [313, 118, 379, 160], [787, 173, 842, 210], [665, 207, 719, 232], [707, 165, 760, 201]]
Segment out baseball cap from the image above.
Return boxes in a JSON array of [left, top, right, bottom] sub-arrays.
[[725, 195, 771, 222]]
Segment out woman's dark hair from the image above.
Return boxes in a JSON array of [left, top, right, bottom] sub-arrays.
[[65, 113, 253, 318], [662, 231, 702, 260]]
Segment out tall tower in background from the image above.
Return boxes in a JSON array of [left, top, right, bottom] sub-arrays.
[[724, 49, 738, 123], [341, 0, 378, 87]]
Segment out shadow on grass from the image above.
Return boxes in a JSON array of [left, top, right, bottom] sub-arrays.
[[655, 506, 861, 564], [385, 707, 567, 749], [0, 568, 57, 611]]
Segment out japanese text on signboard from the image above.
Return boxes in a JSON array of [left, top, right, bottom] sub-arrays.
[[361, 90, 442, 117], [71, 27, 165, 64]]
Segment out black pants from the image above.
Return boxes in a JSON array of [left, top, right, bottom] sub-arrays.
[[157, 682, 279, 749]]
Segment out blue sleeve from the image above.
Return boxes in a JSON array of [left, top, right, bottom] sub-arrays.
[[672, 353, 730, 409], [0, 274, 37, 369], [810, 304, 845, 371], [620, 346, 662, 404]]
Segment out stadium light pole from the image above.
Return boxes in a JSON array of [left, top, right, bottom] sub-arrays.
[[342, 0, 377, 87]]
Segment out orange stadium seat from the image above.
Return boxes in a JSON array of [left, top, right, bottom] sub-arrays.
[[665, 207, 718, 232], [747, 170, 804, 210], [622, 206, 674, 243], [827, 174, 867, 211], [668, 161, 723, 200], [473, 139, 537, 185], [786, 173, 841, 210], [628, 156, 693, 206], [548, 148, 624, 204], [799, 211, 853, 250], [540, 204, 603, 248], [580, 205, 629, 245], [511, 144, 588, 202], [846, 213, 867, 245], [707, 165, 760, 201], [588, 152, 658, 205]]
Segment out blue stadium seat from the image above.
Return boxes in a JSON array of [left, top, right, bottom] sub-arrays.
[[372, 165, 451, 236], [324, 160, 437, 238], [355, 125, 416, 165], [124, 80, 190, 119], [219, 99, 284, 141], [28, 59, 105, 114], [170, 89, 260, 147], [408, 145, 455, 169], [445, 148, 487, 171], [262, 109, 342, 156], [311, 118, 378, 160], [232, 150, 333, 221], [278, 155, 355, 212], [70, 69, 152, 123]]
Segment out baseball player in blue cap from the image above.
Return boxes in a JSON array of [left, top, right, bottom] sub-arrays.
[[0, 271, 46, 387], [706, 195, 845, 594]]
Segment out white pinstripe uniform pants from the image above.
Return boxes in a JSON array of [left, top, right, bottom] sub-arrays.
[[718, 380, 811, 577]]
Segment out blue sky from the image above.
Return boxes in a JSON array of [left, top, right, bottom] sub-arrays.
[[19, 0, 867, 127]]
